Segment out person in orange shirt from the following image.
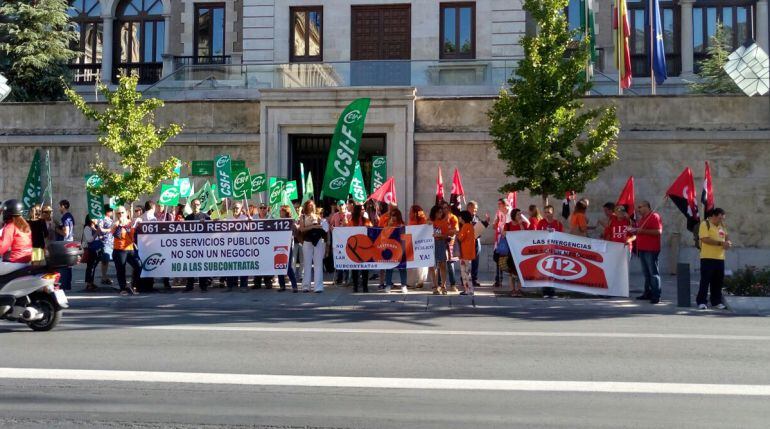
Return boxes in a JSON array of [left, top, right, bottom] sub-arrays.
[[569, 200, 589, 236], [457, 211, 477, 296], [440, 202, 460, 291], [110, 206, 139, 295]]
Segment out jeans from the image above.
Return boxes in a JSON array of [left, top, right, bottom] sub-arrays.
[[446, 261, 457, 286], [352, 270, 369, 292], [278, 249, 297, 290], [58, 267, 72, 291], [697, 258, 724, 306], [84, 248, 99, 284], [302, 239, 325, 291], [639, 251, 661, 300], [385, 268, 407, 287], [471, 239, 481, 282], [113, 249, 141, 291]]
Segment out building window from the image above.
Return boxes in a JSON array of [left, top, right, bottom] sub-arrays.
[[693, 1, 754, 71], [626, 1, 681, 77], [290, 6, 322, 62], [194, 3, 226, 63], [68, 0, 103, 84], [115, 0, 164, 84], [566, 0, 582, 32], [440, 2, 475, 59]]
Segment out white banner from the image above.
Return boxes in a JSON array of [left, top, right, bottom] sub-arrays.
[[136, 220, 293, 278], [505, 230, 629, 297], [332, 225, 435, 270]]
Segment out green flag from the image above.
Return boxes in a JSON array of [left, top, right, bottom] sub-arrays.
[[280, 184, 299, 219], [251, 173, 267, 192], [174, 178, 192, 198], [321, 98, 371, 200], [231, 165, 252, 199], [349, 161, 367, 203], [302, 171, 315, 204], [214, 154, 233, 199], [85, 174, 104, 219], [21, 150, 42, 212], [371, 156, 387, 193], [191, 181, 218, 213], [284, 180, 298, 200], [159, 184, 181, 206], [268, 177, 286, 209]]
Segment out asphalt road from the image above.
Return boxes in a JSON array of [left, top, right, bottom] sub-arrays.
[[2, 300, 770, 428]]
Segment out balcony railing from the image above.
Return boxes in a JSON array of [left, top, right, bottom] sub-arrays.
[[114, 63, 163, 85], [68, 63, 102, 85], [143, 59, 518, 98], [173, 55, 232, 69]]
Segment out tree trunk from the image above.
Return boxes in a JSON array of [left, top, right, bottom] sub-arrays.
[[541, 195, 549, 207]]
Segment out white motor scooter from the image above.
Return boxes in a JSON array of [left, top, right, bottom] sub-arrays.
[[0, 242, 79, 331]]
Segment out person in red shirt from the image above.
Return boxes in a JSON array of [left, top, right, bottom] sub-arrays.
[[629, 200, 663, 303], [536, 205, 564, 232], [604, 204, 636, 248], [0, 200, 33, 264], [527, 205, 543, 230]]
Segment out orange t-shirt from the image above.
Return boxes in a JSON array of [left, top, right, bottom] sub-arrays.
[[378, 214, 390, 228], [569, 212, 588, 235], [457, 223, 476, 260], [111, 224, 134, 251]]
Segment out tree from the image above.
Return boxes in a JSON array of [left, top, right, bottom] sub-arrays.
[[0, 0, 78, 101], [488, 0, 619, 206], [688, 23, 741, 94], [65, 75, 183, 206]]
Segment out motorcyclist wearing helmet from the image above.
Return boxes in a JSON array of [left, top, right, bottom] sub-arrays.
[[0, 200, 33, 263]]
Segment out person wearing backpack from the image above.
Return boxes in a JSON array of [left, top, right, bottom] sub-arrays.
[[696, 208, 731, 310]]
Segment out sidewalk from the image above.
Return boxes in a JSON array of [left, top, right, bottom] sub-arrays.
[[63, 264, 723, 316]]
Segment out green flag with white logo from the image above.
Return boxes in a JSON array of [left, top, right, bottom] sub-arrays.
[[174, 178, 192, 198], [268, 177, 286, 209], [231, 165, 252, 199], [284, 180, 298, 200], [251, 173, 267, 192], [159, 184, 181, 206], [85, 174, 104, 219], [349, 161, 367, 203], [21, 150, 42, 212], [321, 98, 370, 200], [214, 154, 233, 199], [371, 156, 387, 193], [190, 181, 218, 213]]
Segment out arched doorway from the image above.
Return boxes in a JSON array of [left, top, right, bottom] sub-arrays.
[[114, 0, 164, 84]]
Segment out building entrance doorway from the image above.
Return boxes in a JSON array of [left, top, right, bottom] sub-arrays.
[[288, 134, 386, 210]]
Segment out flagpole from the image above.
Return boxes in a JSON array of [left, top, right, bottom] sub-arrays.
[[584, 0, 591, 95], [46, 150, 53, 207], [649, 0, 656, 95], [616, 1, 623, 95]]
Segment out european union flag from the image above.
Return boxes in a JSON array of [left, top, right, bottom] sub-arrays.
[[650, 0, 667, 84]]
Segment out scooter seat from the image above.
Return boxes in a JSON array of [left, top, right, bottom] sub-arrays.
[[0, 267, 33, 288]]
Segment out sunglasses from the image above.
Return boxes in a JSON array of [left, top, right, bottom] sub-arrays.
[[259, 207, 268, 210]]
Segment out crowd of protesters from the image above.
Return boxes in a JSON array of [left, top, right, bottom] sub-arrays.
[[0, 194, 731, 310]]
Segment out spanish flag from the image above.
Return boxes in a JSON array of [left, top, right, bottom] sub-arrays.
[[613, 0, 632, 90]]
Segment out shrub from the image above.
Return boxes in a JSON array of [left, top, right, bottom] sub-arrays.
[[724, 266, 770, 297]]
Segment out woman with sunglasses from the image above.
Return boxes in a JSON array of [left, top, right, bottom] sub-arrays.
[[110, 207, 140, 295]]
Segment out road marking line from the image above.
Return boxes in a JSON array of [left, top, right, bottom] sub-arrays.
[[0, 368, 768, 396], [131, 325, 770, 341]]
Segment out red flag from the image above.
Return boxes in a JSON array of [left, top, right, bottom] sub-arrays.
[[666, 167, 699, 231], [436, 166, 445, 205], [369, 177, 397, 205], [506, 192, 517, 209], [701, 161, 714, 213], [613, 0, 632, 90], [615, 176, 635, 219], [450, 168, 465, 206]]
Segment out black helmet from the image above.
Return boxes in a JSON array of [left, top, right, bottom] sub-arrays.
[[2, 199, 23, 218]]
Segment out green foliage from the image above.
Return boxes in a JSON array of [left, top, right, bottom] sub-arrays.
[[0, 0, 78, 101], [724, 266, 770, 297], [64, 75, 183, 204], [688, 23, 741, 94], [488, 0, 619, 202]]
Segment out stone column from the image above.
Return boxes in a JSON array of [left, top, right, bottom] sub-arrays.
[[162, 13, 173, 77], [101, 16, 114, 84], [679, 0, 695, 77], [757, 0, 769, 52]]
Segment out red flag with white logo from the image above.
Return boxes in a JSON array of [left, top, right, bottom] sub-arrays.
[[666, 167, 699, 231], [369, 177, 397, 205], [701, 161, 714, 213], [436, 166, 445, 205], [450, 168, 465, 206], [507, 192, 517, 210], [615, 176, 635, 219]]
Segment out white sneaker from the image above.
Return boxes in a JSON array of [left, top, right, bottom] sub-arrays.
[[714, 303, 727, 310], [698, 304, 708, 310], [401, 286, 408, 294], [384, 285, 391, 293]]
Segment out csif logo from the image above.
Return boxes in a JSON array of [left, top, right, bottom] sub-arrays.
[[215, 156, 230, 169], [234, 172, 249, 189], [86, 175, 102, 188], [270, 186, 282, 200], [328, 176, 347, 190], [141, 253, 166, 272], [373, 157, 385, 168], [344, 110, 363, 124], [161, 187, 180, 201]]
